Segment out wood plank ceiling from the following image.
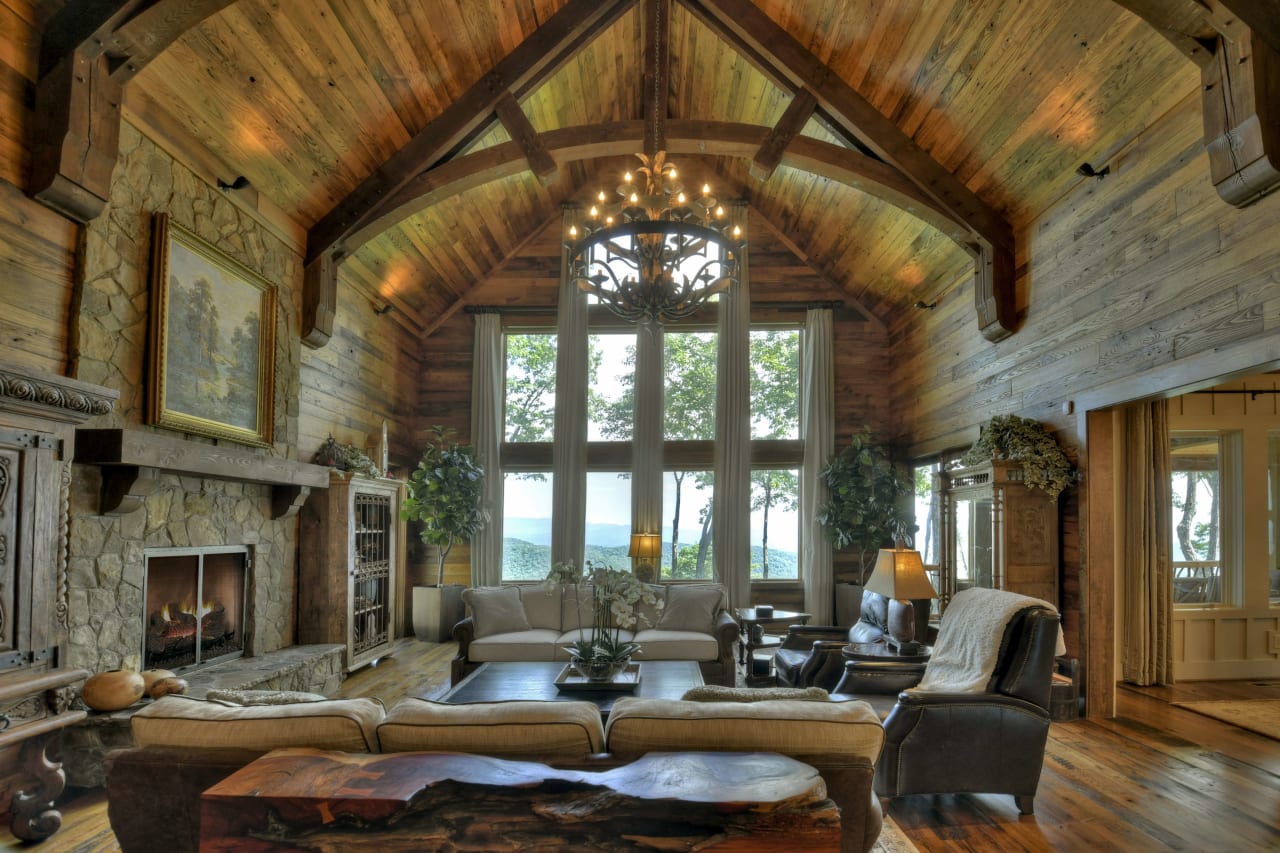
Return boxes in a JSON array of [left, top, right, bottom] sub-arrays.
[[114, 0, 1196, 335]]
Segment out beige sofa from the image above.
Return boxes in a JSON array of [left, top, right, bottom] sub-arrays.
[[105, 690, 885, 853], [451, 581, 740, 686]]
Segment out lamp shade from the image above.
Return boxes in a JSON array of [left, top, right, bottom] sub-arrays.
[[864, 547, 938, 600], [628, 532, 663, 559]]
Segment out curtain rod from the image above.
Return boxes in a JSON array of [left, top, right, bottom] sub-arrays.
[[1193, 389, 1279, 400]]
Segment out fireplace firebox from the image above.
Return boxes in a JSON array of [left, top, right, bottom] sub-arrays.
[[143, 546, 249, 671]]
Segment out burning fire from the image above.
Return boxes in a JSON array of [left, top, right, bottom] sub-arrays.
[[159, 599, 218, 622]]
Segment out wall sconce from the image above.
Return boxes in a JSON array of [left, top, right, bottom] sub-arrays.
[[217, 175, 250, 191], [373, 302, 394, 316], [914, 299, 938, 310], [628, 532, 662, 583], [1076, 162, 1110, 180]]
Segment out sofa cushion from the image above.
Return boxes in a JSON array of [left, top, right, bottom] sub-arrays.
[[631, 629, 718, 661], [519, 582, 563, 631], [562, 585, 594, 631], [681, 685, 829, 702], [634, 583, 667, 629], [469, 629, 562, 662], [130, 695, 384, 752], [378, 698, 605, 756], [604, 697, 884, 760], [463, 585, 531, 638], [656, 584, 723, 633]]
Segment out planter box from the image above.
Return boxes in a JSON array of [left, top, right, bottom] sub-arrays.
[[412, 585, 465, 642]]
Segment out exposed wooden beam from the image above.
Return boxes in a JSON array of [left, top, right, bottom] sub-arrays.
[[750, 88, 817, 182], [30, 0, 235, 223], [306, 0, 635, 267], [686, 0, 1016, 340], [642, 0, 671, 156], [337, 120, 969, 257], [1111, 0, 1280, 207], [493, 93, 558, 185]]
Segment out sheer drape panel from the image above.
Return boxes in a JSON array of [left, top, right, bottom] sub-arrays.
[[470, 312, 504, 586], [1121, 399, 1173, 685], [800, 309, 834, 624], [552, 206, 588, 570], [713, 201, 752, 612], [632, 321, 664, 542]]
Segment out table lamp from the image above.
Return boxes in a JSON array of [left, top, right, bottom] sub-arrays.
[[628, 532, 662, 583], [864, 545, 938, 654]]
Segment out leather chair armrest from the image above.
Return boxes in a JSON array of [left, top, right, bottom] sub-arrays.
[[891, 690, 1049, 716], [779, 625, 848, 650], [833, 659, 926, 695]]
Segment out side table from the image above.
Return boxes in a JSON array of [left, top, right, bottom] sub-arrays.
[[733, 608, 811, 686]]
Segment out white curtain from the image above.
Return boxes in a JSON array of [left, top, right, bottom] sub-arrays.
[[632, 320, 664, 555], [713, 201, 752, 612], [551, 207, 589, 571], [469, 312, 504, 587], [800, 308, 835, 624]]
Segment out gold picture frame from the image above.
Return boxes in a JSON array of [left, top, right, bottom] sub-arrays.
[[147, 213, 276, 447]]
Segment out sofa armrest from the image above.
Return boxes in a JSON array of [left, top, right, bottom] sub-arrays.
[[712, 609, 738, 650], [453, 615, 477, 652]]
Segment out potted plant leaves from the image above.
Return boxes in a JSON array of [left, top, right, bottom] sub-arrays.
[[401, 426, 488, 641]]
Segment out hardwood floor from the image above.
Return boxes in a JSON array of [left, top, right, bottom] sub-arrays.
[[4, 644, 1277, 852]]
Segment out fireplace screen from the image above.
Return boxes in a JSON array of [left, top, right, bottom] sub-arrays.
[[144, 547, 247, 671]]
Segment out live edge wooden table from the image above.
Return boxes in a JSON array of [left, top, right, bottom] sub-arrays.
[[200, 748, 841, 851], [439, 660, 704, 718]]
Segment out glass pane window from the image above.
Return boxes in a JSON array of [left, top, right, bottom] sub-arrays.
[[750, 329, 799, 440], [588, 332, 635, 441], [1170, 432, 1222, 605], [751, 468, 799, 579], [502, 472, 553, 581], [585, 471, 632, 566], [662, 470, 715, 579], [504, 333, 557, 443], [664, 332, 718, 441]]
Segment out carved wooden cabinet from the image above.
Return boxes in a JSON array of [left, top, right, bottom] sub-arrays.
[[937, 461, 1059, 611], [299, 473, 404, 671], [0, 364, 115, 841]]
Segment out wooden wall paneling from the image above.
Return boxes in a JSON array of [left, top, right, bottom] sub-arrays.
[[0, 182, 77, 373]]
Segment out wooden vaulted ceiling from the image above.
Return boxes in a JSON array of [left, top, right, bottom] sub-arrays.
[[34, 0, 1274, 343]]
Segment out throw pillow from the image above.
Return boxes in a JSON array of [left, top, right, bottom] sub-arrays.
[[656, 584, 722, 633], [206, 689, 327, 705], [463, 586, 531, 638], [682, 685, 829, 703]]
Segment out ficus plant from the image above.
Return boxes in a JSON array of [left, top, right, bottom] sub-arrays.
[[818, 426, 917, 583], [400, 426, 488, 586]]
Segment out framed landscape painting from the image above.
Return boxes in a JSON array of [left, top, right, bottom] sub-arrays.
[[147, 213, 276, 447]]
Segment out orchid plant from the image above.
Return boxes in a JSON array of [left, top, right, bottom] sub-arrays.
[[547, 560, 664, 670]]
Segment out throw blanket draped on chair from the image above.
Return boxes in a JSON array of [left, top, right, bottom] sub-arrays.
[[912, 588, 1064, 694]]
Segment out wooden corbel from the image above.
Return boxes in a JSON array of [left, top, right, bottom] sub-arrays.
[[99, 465, 157, 516], [1202, 28, 1280, 207]]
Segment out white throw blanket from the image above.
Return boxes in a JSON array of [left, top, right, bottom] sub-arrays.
[[910, 587, 1063, 695]]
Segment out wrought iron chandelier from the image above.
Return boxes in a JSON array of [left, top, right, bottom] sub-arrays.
[[566, 151, 744, 323]]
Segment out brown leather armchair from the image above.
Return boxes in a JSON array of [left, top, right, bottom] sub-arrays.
[[775, 592, 923, 690], [863, 598, 1061, 814]]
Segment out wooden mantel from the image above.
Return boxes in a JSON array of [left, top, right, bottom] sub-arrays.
[[75, 428, 330, 518]]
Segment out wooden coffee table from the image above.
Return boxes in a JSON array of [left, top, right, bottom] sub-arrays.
[[439, 660, 704, 718]]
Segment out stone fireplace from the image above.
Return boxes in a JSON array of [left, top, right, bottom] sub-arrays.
[[143, 546, 249, 672]]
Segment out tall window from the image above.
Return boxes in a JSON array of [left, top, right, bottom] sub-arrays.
[[498, 318, 802, 582], [1171, 432, 1224, 605], [1270, 433, 1280, 606]]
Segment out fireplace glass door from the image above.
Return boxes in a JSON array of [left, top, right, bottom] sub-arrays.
[[144, 547, 248, 671]]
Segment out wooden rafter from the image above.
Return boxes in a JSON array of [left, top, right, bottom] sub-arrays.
[[751, 88, 818, 181], [1111, 0, 1280, 207], [30, 0, 236, 222], [332, 120, 970, 256], [494, 93, 558, 185], [684, 0, 1016, 340]]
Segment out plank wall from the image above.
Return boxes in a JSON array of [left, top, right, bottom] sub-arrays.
[[891, 91, 1280, 663]]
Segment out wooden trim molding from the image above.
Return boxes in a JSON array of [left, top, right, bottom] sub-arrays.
[[0, 366, 117, 425]]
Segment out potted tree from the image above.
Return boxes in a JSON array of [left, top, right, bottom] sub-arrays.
[[818, 426, 916, 625], [401, 426, 488, 641]]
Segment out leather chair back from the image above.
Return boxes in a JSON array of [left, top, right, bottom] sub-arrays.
[[992, 607, 1060, 709]]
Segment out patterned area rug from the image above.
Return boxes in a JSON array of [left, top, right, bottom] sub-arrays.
[[874, 816, 920, 853], [1174, 699, 1280, 740]]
